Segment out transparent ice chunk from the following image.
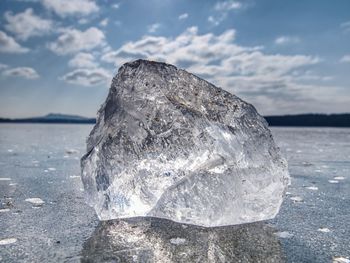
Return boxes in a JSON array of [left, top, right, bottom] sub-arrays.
[[81, 59, 290, 227]]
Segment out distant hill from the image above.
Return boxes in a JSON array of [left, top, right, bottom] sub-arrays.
[[0, 113, 349, 127], [0, 113, 96, 124], [264, 114, 350, 127]]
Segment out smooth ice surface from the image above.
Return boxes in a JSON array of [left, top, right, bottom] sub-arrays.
[[0, 124, 349, 262], [81, 59, 290, 227]]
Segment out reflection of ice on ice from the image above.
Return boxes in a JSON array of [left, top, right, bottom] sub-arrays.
[[81, 218, 284, 262]]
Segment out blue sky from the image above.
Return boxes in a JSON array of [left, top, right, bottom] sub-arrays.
[[0, 0, 349, 118]]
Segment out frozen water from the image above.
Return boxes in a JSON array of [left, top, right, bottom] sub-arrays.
[[81, 60, 290, 227], [0, 124, 349, 262]]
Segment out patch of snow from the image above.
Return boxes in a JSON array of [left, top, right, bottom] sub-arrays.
[[306, 186, 318, 191], [290, 196, 303, 202], [0, 238, 17, 245], [25, 198, 45, 205], [170, 238, 186, 245], [318, 228, 331, 233], [334, 176, 345, 180], [328, 180, 339, 184], [274, 231, 293, 238]]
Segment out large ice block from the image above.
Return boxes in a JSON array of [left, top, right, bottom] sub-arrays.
[[81, 59, 290, 227]]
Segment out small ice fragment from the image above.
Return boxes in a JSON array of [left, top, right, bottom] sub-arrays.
[[69, 175, 80, 179], [0, 178, 11, 181], [44, 170, 48, 173], [328, 180, 339, 184], [170, 238, 186, 245], [334, 177, 345, 180], [48, 168, 56, 171], [290, 196, 303, 202], [0, 208, 10, 213], [66, 149, 79, 154], [333, 257, 350, 263], [318, 228, 331, 233], [306, 186, 318, 191], [0, 238, 17, 245], [274, 231, 293, 238], [302, 162, 312, 166], [7, 149, 13, 153], [285, 192, 291, 195], [63, 155, 69, 158], [25, 198, 45, 205]]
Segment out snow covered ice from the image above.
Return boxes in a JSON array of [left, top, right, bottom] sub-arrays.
[[81, 59, 290, 227]]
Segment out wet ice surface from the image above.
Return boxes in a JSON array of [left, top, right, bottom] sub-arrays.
[[0, 124, 349, 262]]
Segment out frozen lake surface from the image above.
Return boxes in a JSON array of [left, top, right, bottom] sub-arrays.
[[0, 124, 349, 262]]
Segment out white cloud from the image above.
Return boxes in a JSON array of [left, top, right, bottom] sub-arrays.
[[41, 0, 99, 17], [214, 0, 242, 11], [208, 16, 224, 27], [340, 21, 350, 33], [340, 55, 350, 63], [78, 18, 89, 24], [0, 31, 29, 53], [60, 68, 110, 86], [0, 63, 9, 70], [4, 8, 53, 41], [99, 18, 109, 27], [2, 67, 39, 79], [178, 13, 189, 20], [68, 52, 97, 68], [147, 23, 161, 33], [48, 27, 105, 55], [209, 0, 242, 26], [275, 36, 300, 45], [99, 27, 339, 115], [112, 3, 120, 9]]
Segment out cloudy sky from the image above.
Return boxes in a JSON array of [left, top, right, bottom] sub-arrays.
[[0, 0, 349, 118]]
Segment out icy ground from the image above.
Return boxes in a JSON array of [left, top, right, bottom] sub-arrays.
[[0, 124, 349, 262]]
